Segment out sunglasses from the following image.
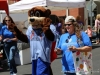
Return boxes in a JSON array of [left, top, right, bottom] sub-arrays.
[[64, 24, 72, 26], [5, 20, 11, 22]]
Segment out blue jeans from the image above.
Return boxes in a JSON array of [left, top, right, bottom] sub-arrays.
[[4, 42, 17, 74]]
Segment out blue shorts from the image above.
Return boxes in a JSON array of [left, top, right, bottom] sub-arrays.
[[32, 58, 51, 75]]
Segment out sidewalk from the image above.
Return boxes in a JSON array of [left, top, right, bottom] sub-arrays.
[[0, 63, 32, 75], [0, 44, 100, 75], [0, 55, 62, 75]]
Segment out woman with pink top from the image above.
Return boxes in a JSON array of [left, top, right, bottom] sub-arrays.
[[94, 14, 100, 44], [85, 25, 92, 41]]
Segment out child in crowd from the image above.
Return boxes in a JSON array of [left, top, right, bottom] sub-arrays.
[[85, 25, 93, 41]]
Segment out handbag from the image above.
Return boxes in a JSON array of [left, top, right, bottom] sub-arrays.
[[73, 38, 93, 75]]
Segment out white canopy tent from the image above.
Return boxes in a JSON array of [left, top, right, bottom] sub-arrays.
[[8, 0, 85, 13]]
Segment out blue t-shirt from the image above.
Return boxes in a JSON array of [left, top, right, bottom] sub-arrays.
[[1, 25, 15, 41], [57, 31, 92, 73]]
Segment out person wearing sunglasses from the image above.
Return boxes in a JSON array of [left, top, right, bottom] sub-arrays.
[[55, 16, 92, 75], [0, 16, 18, 75]]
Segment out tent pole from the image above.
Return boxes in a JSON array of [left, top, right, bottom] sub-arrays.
[[0, 12, 3, 23], [66, 8, 69, 17]]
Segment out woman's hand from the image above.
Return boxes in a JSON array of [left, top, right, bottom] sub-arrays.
[[54, 48, 62, 54], [3, 38, 10, 42], [69, 46, 92, 52], [69, 46, 77, 51], [10, 37, 18, 42], [3, 37, 18, 42]]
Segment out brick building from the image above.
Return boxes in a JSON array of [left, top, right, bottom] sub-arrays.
[[51, 8, 84, 23], [51, 0, 100, 27]]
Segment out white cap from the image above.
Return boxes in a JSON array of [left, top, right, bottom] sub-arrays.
[[65, 16, 76, 23]]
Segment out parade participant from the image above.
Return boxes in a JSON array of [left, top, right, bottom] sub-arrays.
[[26, 6, 57, 75], [55, 16, 92, 75]]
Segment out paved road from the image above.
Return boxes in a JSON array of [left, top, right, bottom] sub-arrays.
[[0, 44, 100, 75]]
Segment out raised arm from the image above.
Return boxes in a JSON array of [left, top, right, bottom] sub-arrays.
[[14, 26, 29, 43], [42, 18, 55, 41]]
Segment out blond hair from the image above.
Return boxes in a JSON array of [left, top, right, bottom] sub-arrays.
[[96, 14, 100, 20]]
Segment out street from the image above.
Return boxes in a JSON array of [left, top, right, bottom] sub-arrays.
[[0, 44, 100, 75]]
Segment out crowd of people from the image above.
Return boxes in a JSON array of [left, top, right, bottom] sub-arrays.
[[84, 14, 100, 44], [0, 14, 100, 75]]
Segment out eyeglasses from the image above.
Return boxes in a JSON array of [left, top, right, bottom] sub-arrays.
[[5, 20, 11, 22], [64, 24, 72, 26]]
